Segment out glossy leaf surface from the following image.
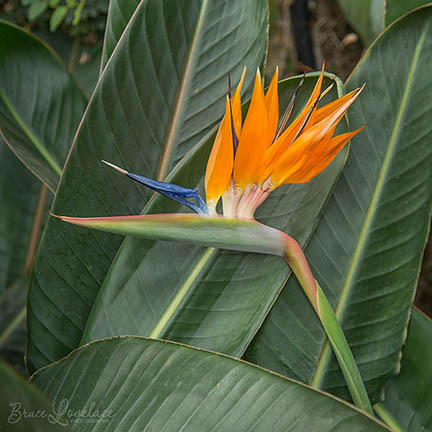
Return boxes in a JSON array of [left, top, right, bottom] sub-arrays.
[[0, 21, 87, 192], [379, 308, 432, 432], [244, 6, 432, 404], [0, 361, 69, 431], [101, 0, 141, 70], [31, 337, 389, 432], [77, 76, 348, 358], [27, 0, 268, 372]]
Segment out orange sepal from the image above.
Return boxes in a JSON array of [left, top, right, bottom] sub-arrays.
[[233, 69, 270, 189], [205, 96, 234, 207], [288, 126, 365, 183], [258, 69, 326, 179], [231, 67, 246, 138], [265, 67, 279, 141], [273, 124, 365, 186], [312, 88, 360, 125]]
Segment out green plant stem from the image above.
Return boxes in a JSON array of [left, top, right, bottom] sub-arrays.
[[283, 237, 373, 415], [374, 403, 404, 432], [68, 36, 80, 73], [315, 282, 373, 414]]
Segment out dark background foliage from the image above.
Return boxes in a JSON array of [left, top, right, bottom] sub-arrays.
[[2, 0, 430, 317]]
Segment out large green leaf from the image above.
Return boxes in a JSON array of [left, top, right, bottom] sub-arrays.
[[0, 141, 42, 292], [337, 0, 384, 46], [0, 140, 51, 375], [0, 21, 87, 192], [27, 0, 269, 373], [384, 0, 430, 26], [31, 337, 389, 431], [0, 361, 69, 431], [101, 0, 141, 70], [377, 308, 432, 431], [71, 76, 348, 358], [244, 6, 432, 404]]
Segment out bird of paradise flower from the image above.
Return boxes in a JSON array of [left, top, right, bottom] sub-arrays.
[[97, 66, 363, 218], [56, 67, 372, 414]]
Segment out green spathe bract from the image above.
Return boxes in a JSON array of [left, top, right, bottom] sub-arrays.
[[56, 214, 287, 256]]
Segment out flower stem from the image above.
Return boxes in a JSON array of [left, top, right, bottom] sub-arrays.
[[283, 236, 373, 415], [315, 282, 373, 414]]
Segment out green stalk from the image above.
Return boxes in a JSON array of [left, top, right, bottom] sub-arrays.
[[284, 236, 373, 415], [315, 282, 373, 414]]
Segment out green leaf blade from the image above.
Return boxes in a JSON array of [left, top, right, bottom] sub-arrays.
[[101, 0, 141, 70], [27, 0, 269, 372], [30, 337, 390, 431], [0, 139, 52, 375], [0, 360, 70, 431], [244, 6, 432, 404], [0, 21, 87, 191], [378, 308, 432, 431]]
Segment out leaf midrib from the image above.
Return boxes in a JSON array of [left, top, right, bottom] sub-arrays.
[[156, 0, 209, 181], [149, 247, 216, 338], [310, 26, 428, 388]]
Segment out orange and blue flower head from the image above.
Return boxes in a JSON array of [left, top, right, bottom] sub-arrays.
[[103, 66, 364, 219]]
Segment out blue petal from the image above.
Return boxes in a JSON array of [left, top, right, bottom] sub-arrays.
[[126, 173, 208, 214]]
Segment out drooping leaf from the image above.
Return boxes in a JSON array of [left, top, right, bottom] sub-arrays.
[[384, 0, 430, 26], [31, 337, 390, 431], [0, 21, 87, 192], [337, 0, 384, 46], [0, 140, 50, 375], [0, 361, 69, 431], [30, 27, 101, 98], [377, 308, 432, 432], [27, 0, 269, 372], [244, 6, 432, 404], [101, 0, 141, 70], [68, 76, 349, 360], [0, 141, 43, 291]]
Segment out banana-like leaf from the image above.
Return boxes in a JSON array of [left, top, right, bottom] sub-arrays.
[[57, 76, 348, 361], [0, 21, 87, 192], [101, 0, 141, 70], [27, 0, 268, 373], [0, 361, 69, 431], [337, 0, 384, 46], [30, 337, 389, 431], [0, 140, 51, 375], [376, 308, 432, 432], [244, 6, 432, 404], [384, 0, 430, 26], [0, 141, 43, 292]]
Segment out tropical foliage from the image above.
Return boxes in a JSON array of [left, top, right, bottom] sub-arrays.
[[1, 1, 431, 431]]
